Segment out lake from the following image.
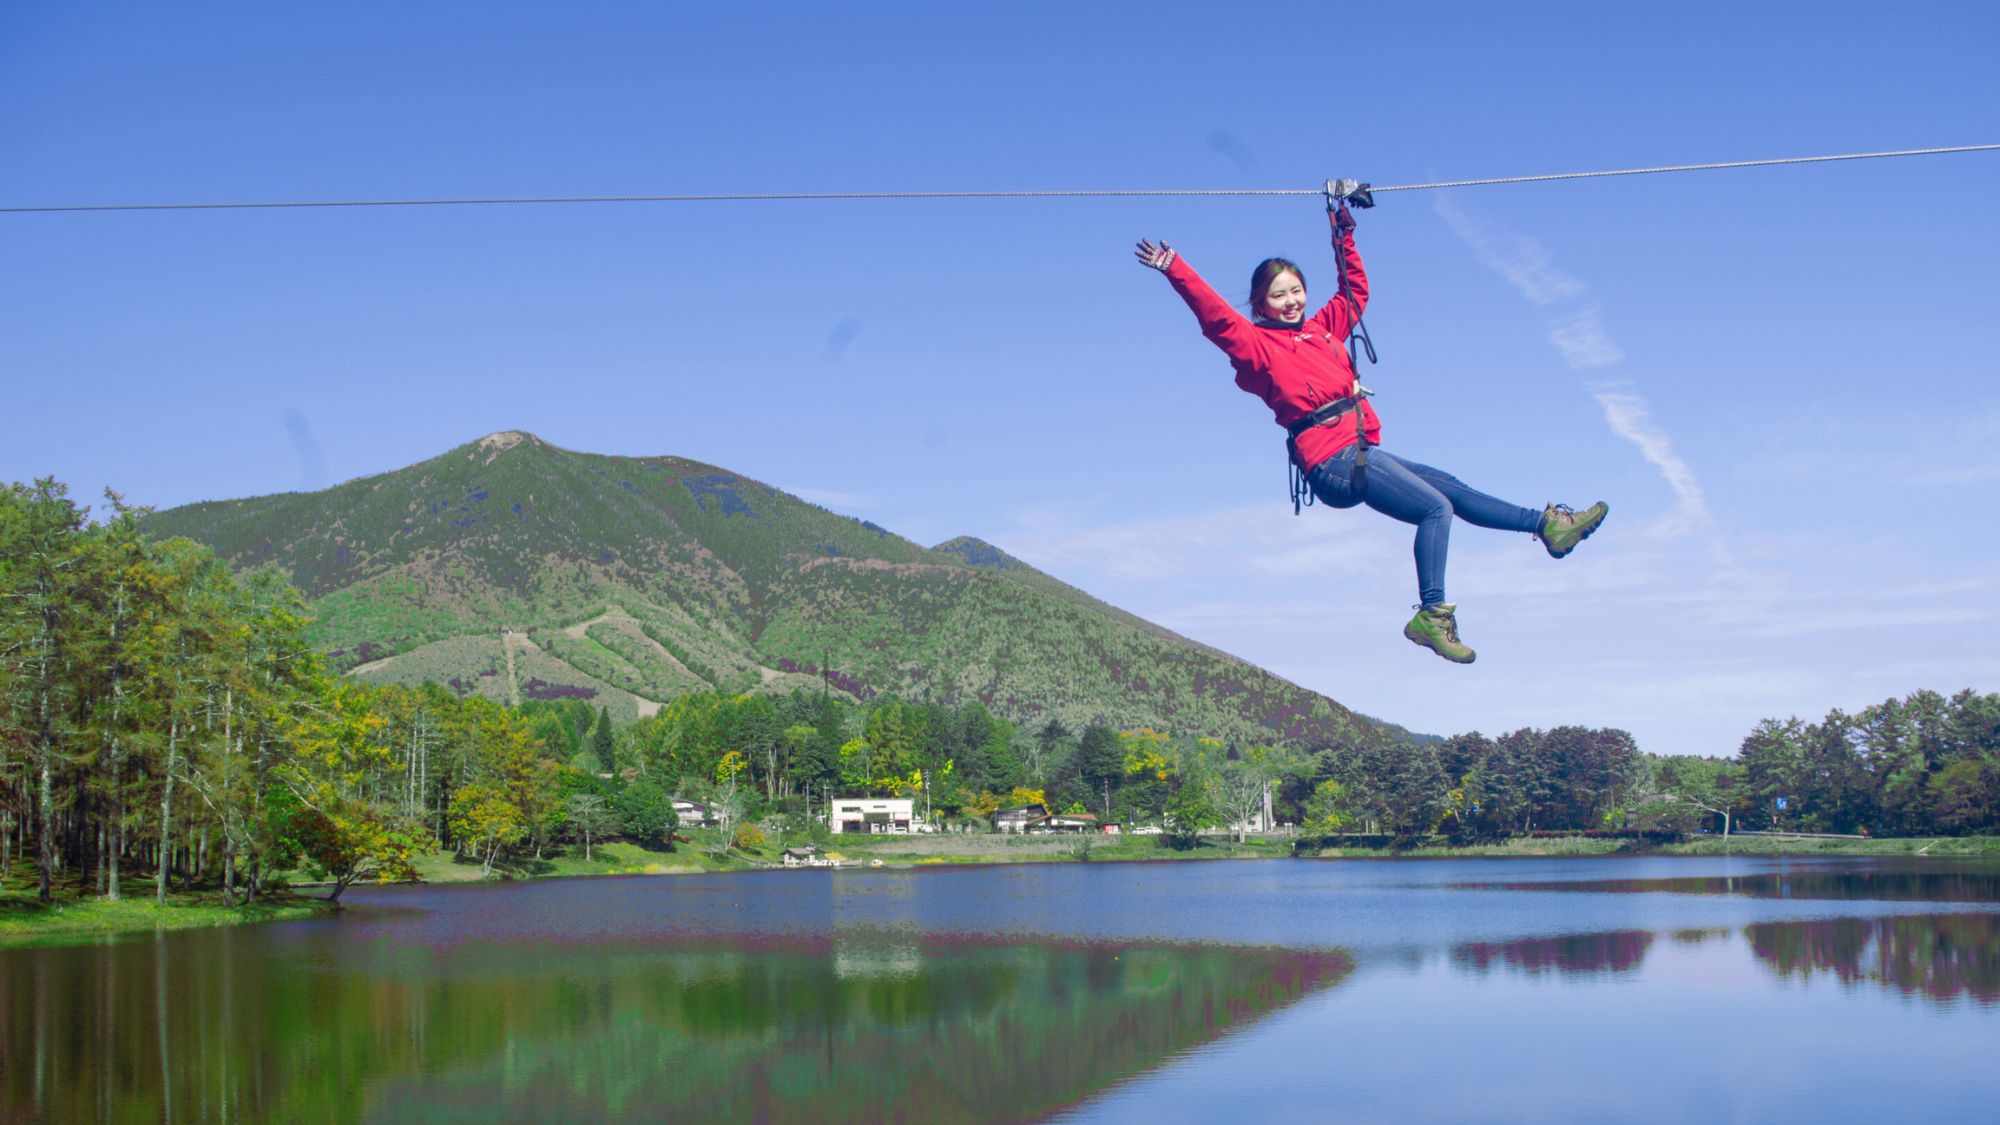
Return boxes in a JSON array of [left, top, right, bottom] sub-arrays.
[[6, 854, 1999, 1122]]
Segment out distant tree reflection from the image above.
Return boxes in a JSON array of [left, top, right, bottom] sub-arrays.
[[1464, 869, 2000, 903], [1, 931, 1353, 1122], [1745, 914, 2000, 1006], [1452, 930, 1656, 976]]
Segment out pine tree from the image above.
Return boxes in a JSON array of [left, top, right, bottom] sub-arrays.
[[0, 479, 92, 903], [591, 705, 616, 774]]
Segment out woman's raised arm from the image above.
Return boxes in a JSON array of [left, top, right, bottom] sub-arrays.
[[1313, 188, 1370, 335], [1137, 239, 1265, 369]]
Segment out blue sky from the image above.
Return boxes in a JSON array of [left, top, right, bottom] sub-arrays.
[[5, 2, 1997, 757]]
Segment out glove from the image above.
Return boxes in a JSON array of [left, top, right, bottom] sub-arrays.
[[1133, 239, 1176, 272], [1332, 201, 1356, 235], [1324, 178, 1376, 209]]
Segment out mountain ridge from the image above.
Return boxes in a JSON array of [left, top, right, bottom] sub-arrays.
[[144, 431, 1406, 748]]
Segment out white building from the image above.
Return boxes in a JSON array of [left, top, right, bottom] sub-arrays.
[[993, 804, 1047, 833], [829, 797, 917, 834]]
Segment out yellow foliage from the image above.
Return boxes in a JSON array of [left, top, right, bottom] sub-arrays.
[[1120, 729, 1176, 781], [716, 749, 748, 782]]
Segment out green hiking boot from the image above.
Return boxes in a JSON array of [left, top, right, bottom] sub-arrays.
[[1404, 603, 1475, 664], [1536, 501, 1608, 559]]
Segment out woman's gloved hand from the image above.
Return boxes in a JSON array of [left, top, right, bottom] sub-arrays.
[[1325, 178, 1375, 207], [1133, 239, 1176, 271]]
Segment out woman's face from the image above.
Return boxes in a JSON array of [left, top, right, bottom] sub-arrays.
[[1259, 270, 1307, 324]]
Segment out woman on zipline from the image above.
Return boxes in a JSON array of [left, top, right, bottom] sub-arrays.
[[1134, 183, 1606, 664]]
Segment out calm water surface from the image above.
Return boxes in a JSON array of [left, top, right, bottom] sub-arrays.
[[5, 855, 1999, 1123]]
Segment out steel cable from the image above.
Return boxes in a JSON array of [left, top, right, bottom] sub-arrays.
[[3, 143, 1995, 214]]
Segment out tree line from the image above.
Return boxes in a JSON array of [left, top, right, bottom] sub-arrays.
[[8, 476, 1997, 908], [1637, 689, 2000, 837], [0, 480, 576, 903]]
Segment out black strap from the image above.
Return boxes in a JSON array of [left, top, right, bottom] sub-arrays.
[[1288, 200, 1381, 515], [1285, 394, 1363, 439], [1334, 219, 1375, 502]]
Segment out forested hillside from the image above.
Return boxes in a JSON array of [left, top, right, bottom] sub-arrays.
[[144, 432, 1405, 748], [6, 477, 1995, 919]]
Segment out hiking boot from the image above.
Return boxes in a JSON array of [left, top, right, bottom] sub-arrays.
[[1404, 603, 1475, 664], [1536, 501, 1608, 559]]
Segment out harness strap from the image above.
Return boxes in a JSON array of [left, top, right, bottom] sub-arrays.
[[1288, 193, 1381, 515], [1285, 393, 1364, 438], [1285, 390, 1373, 513]]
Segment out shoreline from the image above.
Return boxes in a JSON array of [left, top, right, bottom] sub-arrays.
[[387, 829, 2000, 884], [0, 890, 337, 950], [6, 832, 1994, 948]]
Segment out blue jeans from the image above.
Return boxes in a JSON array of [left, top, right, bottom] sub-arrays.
[[1306, 445, 1543, 608]]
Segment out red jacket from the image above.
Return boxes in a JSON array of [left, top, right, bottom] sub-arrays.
[[1162, 211, 1378, 472]]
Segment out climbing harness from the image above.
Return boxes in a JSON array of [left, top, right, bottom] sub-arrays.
[[1288, 183, 1381, 515], [1286, 391, 1368, 513]]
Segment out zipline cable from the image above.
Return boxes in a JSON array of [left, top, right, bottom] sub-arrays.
[[3, 143, 1996, 214]]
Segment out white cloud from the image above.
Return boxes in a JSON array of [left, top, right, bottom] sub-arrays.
[[1433, 197, 1721, 553], [1003, 502, 1406, 583], [1590, 388, 1714, 540], [1432, 195, 1584, 305], [1548, 310, 1625, 370]]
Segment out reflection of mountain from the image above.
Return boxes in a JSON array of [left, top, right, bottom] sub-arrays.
[[2, 931, 1353, 1123], [1451, 931, 1656, 977], [1745, 914, 2000, 1007], [1465, 868, 2000, 904]]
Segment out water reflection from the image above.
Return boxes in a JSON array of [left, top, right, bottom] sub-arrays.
[[1745, 913, 2000, 1007], [0, 927, 1351, 1123], [1456, 867, 2000, 903], [1452, 930, 1656, 977]]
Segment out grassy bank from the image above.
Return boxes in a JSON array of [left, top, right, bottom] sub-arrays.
[[1352, 836, 1633, 858], [0, 885, 336, 949], [409, 830, 2000, 882], [1659, 833, 2000, 857], [1307, 833, 2000, 859], [824, 830, 1298, 866], [408, 840, 749, 882], [384, 831, 1297, 885], [14, 831, 1987, 948]]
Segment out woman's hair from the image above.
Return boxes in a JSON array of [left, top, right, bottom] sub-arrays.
[[1249, 257, 1305, 315]]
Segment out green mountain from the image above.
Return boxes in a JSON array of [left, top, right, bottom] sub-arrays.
[[145, 431, 1399, 746]]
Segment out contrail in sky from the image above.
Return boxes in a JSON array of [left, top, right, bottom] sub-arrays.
[[1432, 195, 1710, 538]]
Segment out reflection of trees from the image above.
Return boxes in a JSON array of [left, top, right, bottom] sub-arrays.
[[1452, 930, 1655, 976], [1745, 914, 2000, 1006], [1, 930, 1352, 1123], [1476, 868, 2000, 904]]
